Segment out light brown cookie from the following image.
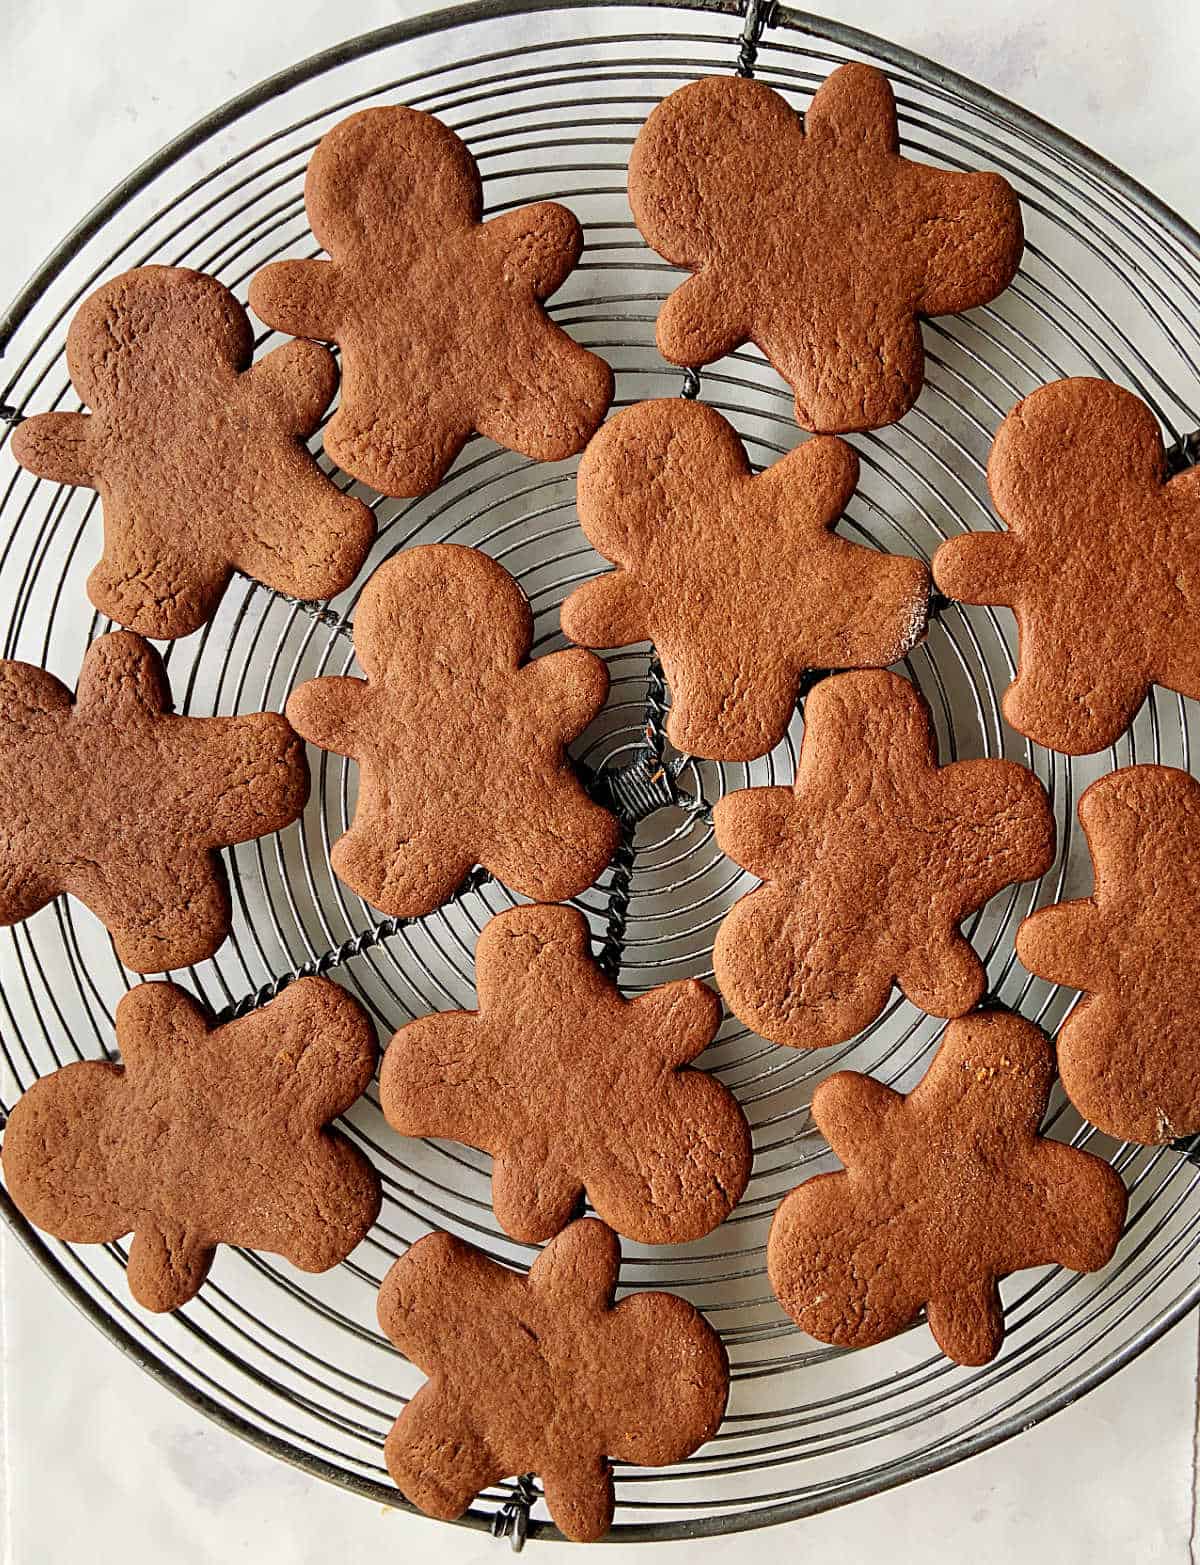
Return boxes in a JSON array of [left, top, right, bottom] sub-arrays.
[[248, 105, 613, 497], [286, 544, 617, 915], [933, 377, 1200, 754], [768, 1011, 1127, 1365], [10, 265, 375, 640], [381, 903, 751, 1244], [378, 1219, 728, 1541], [1, 978, 380, 1311], [713, 670, 1054, 1047], [628, 65, 1023, 432], [560, 399, 930, 762], [0, 631, 307, 972], [1017, 765, 1200, 1144]]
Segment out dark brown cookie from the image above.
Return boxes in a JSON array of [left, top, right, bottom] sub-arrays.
[[381, 903, 751, 1244], [378, 1219, 728, 1541], [248, 105, 613, 497], [286, 544, 617, 915], [560, 399, 930, 761], [628, 65, 1023, 432], [1, 978, 380, 1311], [0, 631, 307, 972], [10, 265, 375, 640], [933, 377, 1200, 754], [768, 1011, 1127, 1365], [713, 670, 1054, 1047], [1017, 765, 1200, 1144]]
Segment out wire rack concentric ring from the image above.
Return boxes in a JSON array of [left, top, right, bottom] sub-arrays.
[[2, 0, 1200, 1544]]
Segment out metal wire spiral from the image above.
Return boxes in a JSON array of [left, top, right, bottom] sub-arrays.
[[2, 0, 1200, 1544]]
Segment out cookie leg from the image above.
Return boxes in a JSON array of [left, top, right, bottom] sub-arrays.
[[541, 1455, 614, 1543], [330, 824, 471, 918], [663, 649, 796, 763], [70, 854, 230, 975], [1004, 654, 1147, 755], [127, 1221, 214, 1311], [925, 1277, 1005, 1366], [655, 271, 747, 368], [384, 1384, 497, 1519], [491, 1144, 582, 1244], [896, 929, 985, 1019], [88, 542, 230, 641], [476, 327, 612, 462]]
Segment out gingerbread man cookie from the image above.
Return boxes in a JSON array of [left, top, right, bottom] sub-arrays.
[[560, 400, 930, 762], [378, 1219, 728, 1541], [713, 670, 1054, 1048], [286, 545, 617, 915], [1017, 765, 1200, 1144], [934, 378, 1200, 754], [628, 65, 1023, 432], [768, 1012, 1127, 1365], [381, 903, 751, 1244], [0, 632, 307, 972], [1, 978, 380, 1311], [248, 105, 613, 497], [11, 266, 374, 640]]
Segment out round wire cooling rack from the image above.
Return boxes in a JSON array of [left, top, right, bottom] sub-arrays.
[[2, 0, 1200, 1546]]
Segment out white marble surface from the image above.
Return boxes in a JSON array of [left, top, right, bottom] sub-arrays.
[[2, 1, 1199, 1560]]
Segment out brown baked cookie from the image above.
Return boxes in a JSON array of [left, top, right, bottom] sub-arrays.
[[1017, 765, 1200, 1144], [628, 65, 1023, 432], [933, 377, 1200, 754], [1, 978, 380, 1311], [10, 266, 374, 640], [381, 903, 750, 1244], [248, 106, 613, 497], [378, 1219, 728, 1541], [0, 631, 307, 972], [713, 670, 1054, 1048], [286, 544, 617, 915], [768, 1011, 1127, 1365], [560, 400, 930, 761]]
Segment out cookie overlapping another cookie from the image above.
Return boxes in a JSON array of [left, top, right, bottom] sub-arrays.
[[11, 265, 375, 640], [0, 631, 307, 972], [287, 544, 617, 914], [562, 399, 930, 762], [1, 978, 380, 1311], [249, 105, 613, 497], [1017, 765, 1200, 1144], [768, 1011, 1127, 1364], [628, 64, 1023, 432], [378, 1219, 728, 1541], [381, 903, 751, 1244], [713, 670, 1054, 1048]]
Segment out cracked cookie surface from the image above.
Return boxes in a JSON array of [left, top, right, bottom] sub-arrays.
[[561, 399, 930, 762], [249, 105, 613, 496], [11, 265, 374, 639], [0, 631, 307, 972], [628, 65, 1023, 432], [768, 1011, 1127, 1364], [381, 902, 751, 1244], [713, 670, 1054, 1047], [1017, 764, 1200, 1144], [286, 544, 617, 915], [1, 977, 380, 1311], [378, 1219, 728, 1540]]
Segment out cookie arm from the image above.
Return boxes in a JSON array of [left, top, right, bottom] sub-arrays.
[[10, 410, 97, 488], [629, 979, 722, 1067], [247, 258, 341, 341], [517, 646, 609, 741], [712, 786, 796, 880], [528, 1217, 620, 1309], [73, 631, 170, 717], [811, 1071, 903, 1165], [561, 571, 650, 649], [932, 531, 1021, 606], [541, 1457, 615, 1544], [1015, 900, 1103, 989], [655, 270, 748, 368], [285, 675, 368, 758], [480, 201, 582, 299], [242, 338, 339, 436], [803, 62, 899, 154]]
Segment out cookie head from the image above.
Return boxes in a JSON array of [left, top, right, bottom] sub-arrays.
[[65, 267, 252, 405], [304, 106, 482, 257]]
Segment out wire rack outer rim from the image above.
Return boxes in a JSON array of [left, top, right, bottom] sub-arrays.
[[3, 0, 1200, 1546]]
